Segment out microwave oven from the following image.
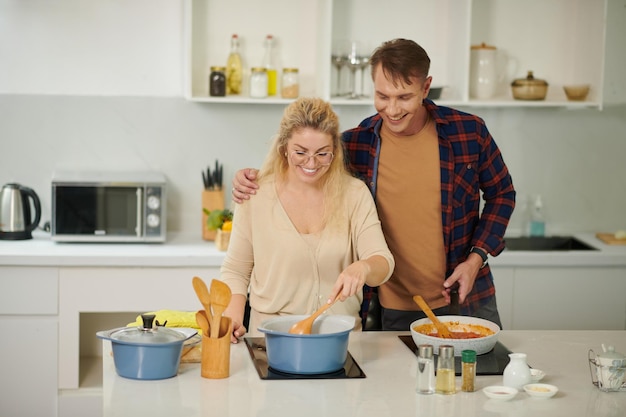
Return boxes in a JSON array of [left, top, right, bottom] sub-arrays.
[[51, 171, 167, 243]]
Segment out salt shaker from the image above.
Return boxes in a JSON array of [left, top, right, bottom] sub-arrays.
[[435, 345, 456, 395], [416, 344, 435, 394]]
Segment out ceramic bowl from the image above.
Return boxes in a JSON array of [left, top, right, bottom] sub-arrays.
[[563, 84, 590, 101], [427, 86, 444, 99], [483, 385, 518, 401], [530, 368, 546, 382], [523, 383, 558, 398], [410, 315, 500, 356]]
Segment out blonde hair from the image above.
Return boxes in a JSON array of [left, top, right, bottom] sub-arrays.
[[258, 97, 349, 231]]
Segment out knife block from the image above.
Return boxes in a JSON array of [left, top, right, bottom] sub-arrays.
[[201, 316, 232, 379], [202, 190, 225, 241]]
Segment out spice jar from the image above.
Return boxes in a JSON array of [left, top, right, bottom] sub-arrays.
[[250, 67, 268, 98], [416, 344, 435, 394], [435, 345, 456, 395], [209, 66, 226, 97], [281, 68, 299, 99], [461, 349, 477, 392]]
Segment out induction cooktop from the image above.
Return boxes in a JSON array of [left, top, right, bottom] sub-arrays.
[[244, 337, 366, 380], [398, 335, 513, 376]]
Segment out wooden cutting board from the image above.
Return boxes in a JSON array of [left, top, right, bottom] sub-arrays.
[[596, 233, 626, 245]]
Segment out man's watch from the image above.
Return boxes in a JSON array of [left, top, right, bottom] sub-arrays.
[[469, 246, 488, 269]]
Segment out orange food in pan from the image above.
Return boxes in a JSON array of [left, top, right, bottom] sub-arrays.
[[413, 322, 495, 339]]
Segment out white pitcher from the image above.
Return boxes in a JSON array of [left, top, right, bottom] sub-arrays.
[[503, 352, 532, 389], [469, 43, 499, 99]]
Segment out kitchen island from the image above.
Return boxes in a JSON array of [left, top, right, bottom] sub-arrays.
[[102, 330, 626, 417], [2, 232, 626, 417]]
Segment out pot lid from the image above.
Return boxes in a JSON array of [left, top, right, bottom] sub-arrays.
[[471, 42, 496, 50], [511, 71, 548, 87], [108, 314, 187, 345]]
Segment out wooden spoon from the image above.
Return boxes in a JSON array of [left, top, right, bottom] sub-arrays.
[[192, 276, 213, 324], [209, 279, 232, 338], [195, 310, 210, 336], [412, 295, 453, 339], [288, 295, 341, 335]]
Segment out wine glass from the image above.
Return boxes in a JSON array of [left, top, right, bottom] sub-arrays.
[[357, 56, 371, 98], [346, 41, 368, 99], [331, 40, 349, 96]]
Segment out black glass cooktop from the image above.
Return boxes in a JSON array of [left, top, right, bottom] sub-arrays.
[[398, 335, 513, 376], [244, 337, 366, 380]]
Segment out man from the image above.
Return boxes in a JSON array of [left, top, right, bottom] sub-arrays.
[[233, 38, 515, 330]]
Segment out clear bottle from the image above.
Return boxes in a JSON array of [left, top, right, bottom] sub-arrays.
[[416, 344, 435, 394], [461, 349, 477, 392], [435, 345, 456, 395], [529, 195, 546, 236], [249, 67, 268, 98], [263, 34, 277, 96], [226, 34, 243, 95], [281, 68, 299, 98]]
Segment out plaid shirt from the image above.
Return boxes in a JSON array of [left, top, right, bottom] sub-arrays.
[[343, 99, 516, 320]]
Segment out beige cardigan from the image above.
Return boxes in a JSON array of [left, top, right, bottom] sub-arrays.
[[220, 175, 394, 335]]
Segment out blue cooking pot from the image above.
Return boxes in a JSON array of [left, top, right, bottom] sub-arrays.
[[258, 314, 355, 374], [96, 314, 197, 380]]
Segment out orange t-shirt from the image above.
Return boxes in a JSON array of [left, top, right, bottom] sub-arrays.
[[376, 116, 447, 310]]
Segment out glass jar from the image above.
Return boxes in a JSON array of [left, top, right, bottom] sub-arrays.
[[209, 66, 226, 97], [281, 68, 299, 98], [435, 345, 456, 395], [249, 67, 268, 98]]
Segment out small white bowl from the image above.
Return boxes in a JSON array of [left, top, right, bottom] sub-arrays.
[[482, 385, 518, 401], [530, 368, 546, 382], [523, 383, 558, 398]]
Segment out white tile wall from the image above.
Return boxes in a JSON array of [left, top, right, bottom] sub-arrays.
[[1, 0, 625, 236]]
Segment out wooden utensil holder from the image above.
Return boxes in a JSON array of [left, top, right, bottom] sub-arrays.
[[202, 190, 225, 241], [215, 229, 231, 251], [201, 316, 232, 379]]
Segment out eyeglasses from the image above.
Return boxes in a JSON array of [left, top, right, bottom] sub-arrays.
[[289, 150, 334, 166]]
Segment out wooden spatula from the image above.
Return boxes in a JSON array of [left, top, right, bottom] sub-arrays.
[[192, 276, 213, 324], [412, 295, 453, 339], [209, 279, 232, 338], [289, 295, 341, 335]]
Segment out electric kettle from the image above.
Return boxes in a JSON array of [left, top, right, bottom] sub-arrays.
[[0, 183, 42, 240]]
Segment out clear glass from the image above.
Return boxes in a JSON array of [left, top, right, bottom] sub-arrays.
[[289, 151, 334, 166]]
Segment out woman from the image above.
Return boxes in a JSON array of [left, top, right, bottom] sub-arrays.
[[221, 97, 394, 343]]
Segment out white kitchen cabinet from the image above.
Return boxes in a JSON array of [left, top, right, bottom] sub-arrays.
[[0, 267, 58, 417], [490, 266, 515, 330], [184, 0, 607, 109], [58, 266, 220, 391], [511, 266, 626, 330]]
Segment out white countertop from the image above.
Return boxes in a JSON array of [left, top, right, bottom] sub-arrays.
[[1, 231, 625, 268], [102, 330, 626, 417]]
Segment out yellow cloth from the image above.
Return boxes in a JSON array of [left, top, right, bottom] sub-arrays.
[[127, 309, 202, 334]]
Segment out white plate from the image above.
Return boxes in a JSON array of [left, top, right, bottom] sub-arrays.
[[523, 383, 558, 398], [530, 368, 546, 382], [482, 385, 518, 401]]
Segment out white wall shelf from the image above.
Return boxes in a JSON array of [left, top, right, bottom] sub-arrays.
[[184, 0, 607, 109]]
